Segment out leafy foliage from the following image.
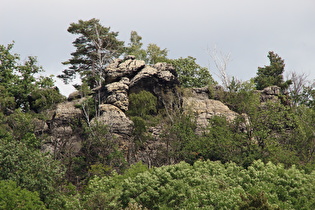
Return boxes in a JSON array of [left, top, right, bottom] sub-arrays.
[[125, 31, 147, 60], [125, 31, 168, 64], [83, 160, 315, 209], [0, 43, 60, 112], [128, 90, 157, 119], [169, 56, 216, 88], [0, 139, 65, 204], [0, 180, 46, 210], [29, 87, 66, 112]]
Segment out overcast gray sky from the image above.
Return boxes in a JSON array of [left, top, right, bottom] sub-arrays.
[[1, 0, 314, 96]]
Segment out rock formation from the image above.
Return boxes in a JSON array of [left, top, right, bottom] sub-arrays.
[[104, 77, 130, 111], [92, 104, 133, 137], [42, 56, 244, 165], [182, 88, 239, 133], [256, 85, 289, 103]]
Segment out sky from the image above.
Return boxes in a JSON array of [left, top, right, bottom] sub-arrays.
[[1, 0, 314, 96]]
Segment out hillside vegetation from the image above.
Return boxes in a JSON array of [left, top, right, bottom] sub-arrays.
[[0, 18, 315, 209]]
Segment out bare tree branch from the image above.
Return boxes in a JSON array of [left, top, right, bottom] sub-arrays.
[[207, 46, 232, 90]]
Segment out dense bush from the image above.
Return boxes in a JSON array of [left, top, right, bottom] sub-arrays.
[[0, 180, 46, 210], [128, 90, 157, 119], [83, 160, 315, 209]]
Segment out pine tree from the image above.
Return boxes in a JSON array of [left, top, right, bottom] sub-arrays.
[[58, 18, 125, 89], [254, 51, 292, 90]]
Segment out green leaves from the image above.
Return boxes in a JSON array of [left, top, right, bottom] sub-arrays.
[[83, 160, 315, 209], [128, 90, 157, 119], [169, 56, 216, 88], [0, 43, 57, 112], [0, 139, 65, 203], [0, 180, 46, 210], [125, 31, 168, 65]]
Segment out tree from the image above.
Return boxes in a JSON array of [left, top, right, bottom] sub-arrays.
[[125, 31, 168, 65], [0, 138, 65, 204], [286, 72, 309, 106], [145, 43, 168, 64], [254, 51, 292, 90], [84, 160, 315, 209], [125, 31, 147, 60], [169, 56, 216, 88], [207, 47, 232, 90], [0, 180, 46, 210], [58, 18, 125, 89], [0, 43, 61, 112]]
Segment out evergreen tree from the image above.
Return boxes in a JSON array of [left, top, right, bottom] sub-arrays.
[[58, 18, 125, 88], [254, 51, 292, 90]]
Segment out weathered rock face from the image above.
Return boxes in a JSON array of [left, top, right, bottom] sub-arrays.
[[42, 99, 84, 155], [258, 86, 281, 102], [129, 63, 178, 94], [255, 85, 289, 104], [52, 100, 83, 122], [104, 77, 130, 111], [180, 87, 238, 133], [50, 57, 242, 166], [105, 58, 145, 83], [92, 104, 133, 137], [183, 97, 239, 133], [68, 91, 82, 101]]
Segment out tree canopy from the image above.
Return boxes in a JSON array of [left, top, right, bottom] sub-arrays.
[[169, 56, 216, 88], [126, 31, 168, 64], [0, 42, 64, 113]]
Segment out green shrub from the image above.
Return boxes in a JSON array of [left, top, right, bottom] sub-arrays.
[[128, 90, 157, 119], [0, 180, 46, 210], [83, 160, 315, 209]]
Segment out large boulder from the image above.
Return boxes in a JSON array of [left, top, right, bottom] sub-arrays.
[[129, 64, 178, 92], [43, 99, 84, 156], [129, 63, 179, 109], [183, 97, 239, 133], [105, 58, 145, 84], [255, 86, 289, 103], [50, 99, 83, 125], [92, 104, 134, 137], [104, 77, 130, 111]]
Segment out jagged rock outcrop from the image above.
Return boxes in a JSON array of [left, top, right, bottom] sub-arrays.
[[182, 87, 239, 133], [104, 77, 130, 111], [256, 85, 289, 103], [42, 99, 84, 155], [68, 91, 82, 101], [49, 57, 241, 166], [129, 63, 178, 93], [105, 58, 145, 83], [183, 97, 239, 133], [92, 104, 134, 137], [50, 100, 83, 123]]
